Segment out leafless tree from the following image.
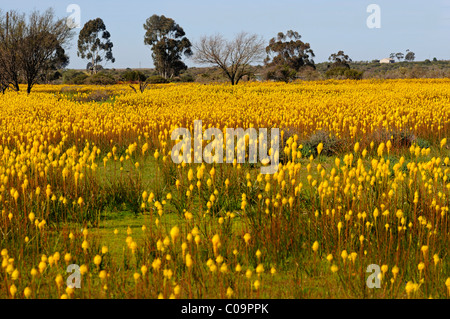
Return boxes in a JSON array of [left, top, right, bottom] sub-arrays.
[[18, 9, 73, 94], [193, 32, 265, 85], [0, 10, 26, 92]]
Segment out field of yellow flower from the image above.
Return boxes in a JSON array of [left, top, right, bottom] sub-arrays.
[[0, 79, 449, 299]]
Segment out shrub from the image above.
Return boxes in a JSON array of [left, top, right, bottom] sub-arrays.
[[122, 70, 147, 82], [343, 69, 364, 80], [302, 130, 344, 157], [147, 75, 169, 84], [369, 128, 416, 148], [85, 73, 117, 85], [325, 67, 347, 79], [180, 73, 195, 82], [62, 70, 89, 84], [326, 67, 363, 80]]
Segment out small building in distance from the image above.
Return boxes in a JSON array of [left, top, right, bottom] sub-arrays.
[[380, 58, 395, 64]]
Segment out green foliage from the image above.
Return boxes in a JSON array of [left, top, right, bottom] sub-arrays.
[[325, 67, 363, 80], [143, 14, 192, 79], [122, 70, 147, 82], [343, 68, 364, 80], [85, 72, 116, 85], [325, 67, 348, 79], [264, 30, 315, 82], [77, 18, 115, 74], [302, 130, 344, 157], [62, 69, 89, 84], [146, 75, 169, 84]]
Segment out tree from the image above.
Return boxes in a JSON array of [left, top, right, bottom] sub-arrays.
[[18, 9, 73, 93], [143, 15, 192, 79], [328, 50, 352, 69], [405, 49, 415, 62], [193, 32, 265, 85], [78, 18, 115, 74], [0, 10, 25, 92], [264, 30, 315, 82], [41, 44, 70, 83], [395, 52, 404, 62]]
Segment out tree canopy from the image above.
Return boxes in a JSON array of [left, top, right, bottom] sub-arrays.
[[77, 18, 115, 74], [143, 15, 192, 79], [194, 32, 265, 85], [264, 30, 315, 82]]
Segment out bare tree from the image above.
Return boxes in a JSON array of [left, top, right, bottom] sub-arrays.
[[193, 32, 265, 85], [18, 9, 73, 94], [0, 10, 26, 92]]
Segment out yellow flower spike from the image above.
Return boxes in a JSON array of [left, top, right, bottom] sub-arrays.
[[24, 287, 32, 299], [433, 254, 440, 266], [226, 287, 233, 298], [211, 234, 221, 255], [331, 265, 339, 273], [350, 252, 357, 264], [81, 240, 89, 251], [312, 241, 319, 252], [9, 284, 17, 298], [381, 265, 388, 274], [79, 264, 88, 275], [99, 270, 107, 280], [326, 254, 333, 262], [93, 255, 102, 267], [256, 264, 264, 274], [220, 263, 228, 273], [152, 258, 161, 271], [418, 262, 425, 272], [55, 274, 64, 288], [354, 142, 360, 153], [359, 235, 364, 244], [243, 233, 251, 245], [317, 143, 323, 155], [38, 261, 47, 274], [30, 268, 38, 277], [421, 245, 428, 258], [337, 222, 343, 234], [170, 226, 180, 243], [341, 250, 348, 262], [11, 269, 19, 281]]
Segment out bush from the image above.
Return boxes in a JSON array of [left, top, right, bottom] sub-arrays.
[[302, 130, 344, 157], [180, 73, 195, 82], [146, 75, 169, 84], [369, 128, 416, 148], [326, 67, 363, 80], [122, 70, 147, 82], [85, 72, 117, 85], [62, 70, 89, 84], [343, 69, 364, 80], [325, 67, 348, 79]]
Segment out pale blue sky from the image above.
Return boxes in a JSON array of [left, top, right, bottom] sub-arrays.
[[2, 0, 450, 69]]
